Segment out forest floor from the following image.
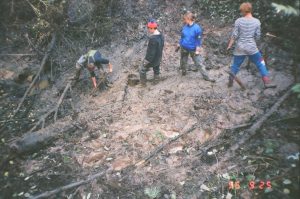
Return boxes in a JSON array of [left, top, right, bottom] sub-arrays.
[[0, 1, 299, 199]]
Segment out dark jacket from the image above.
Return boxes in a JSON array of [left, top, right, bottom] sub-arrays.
[[145, 34, 164, 67]]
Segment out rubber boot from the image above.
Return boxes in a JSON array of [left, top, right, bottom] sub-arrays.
[[199, 66, 215, 82], [138, 72, 147, 87], [228, 73, 234, 88], [153, 74, 160, 85], [262, 76, 277, 89], [203, 76, 216, 83]]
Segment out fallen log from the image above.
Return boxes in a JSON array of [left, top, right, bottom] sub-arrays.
[[10, 120, 75, 154], [14, 33, 57, 115], [209, 88, 292, 173]]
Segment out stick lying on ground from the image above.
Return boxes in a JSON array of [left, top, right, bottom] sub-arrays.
[[14, 33, 57, 115], [135, 123, 198, 166], [90, 72, 109, 96], [30, 82, 71, 132], [209, 87, 292, 173], [30, 171, 106, 199], [0, 54, 36, 56]]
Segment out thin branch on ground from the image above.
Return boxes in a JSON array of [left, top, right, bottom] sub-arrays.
[[30, 171, 106, 199], [14, 33, 57, 115], [30, 82, 71, 132], [135, 123, 198, 167], [209, 87, 293, 173]]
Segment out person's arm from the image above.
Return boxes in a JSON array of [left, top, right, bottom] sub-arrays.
[[227, 37, 235, 50], [98, 57, 113, 73], [89, 71, 97, 88], [255, 20, 262, 48], [108, 62, 113, 73], [145, 38, 157, 66], [195, 25, 203, 54], [227, 20, 239, 50], [77, 55, 87, 67]]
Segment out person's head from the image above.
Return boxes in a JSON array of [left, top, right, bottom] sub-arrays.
[[183, 11, 196, 25], [87, 63, 95, 71], [239, 2, 252, 16], [147, 20, 158, 34]]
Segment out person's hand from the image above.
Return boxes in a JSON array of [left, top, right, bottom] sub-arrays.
[[91, 77, 97, 88], [227, 46, 232, 51], [195, 46, 201, 55], [108, 63, 113, 73]]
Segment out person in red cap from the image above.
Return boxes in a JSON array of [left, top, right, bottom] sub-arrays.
[[139, 19, 164, 87]]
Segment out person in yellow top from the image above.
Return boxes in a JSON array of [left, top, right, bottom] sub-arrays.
[[74, 50, 113, 88]]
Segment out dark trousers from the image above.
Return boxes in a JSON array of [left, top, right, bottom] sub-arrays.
[[180, 48, 209, 79]]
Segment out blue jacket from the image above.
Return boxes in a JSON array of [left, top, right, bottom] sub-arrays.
[[180, 23, 203, 51]]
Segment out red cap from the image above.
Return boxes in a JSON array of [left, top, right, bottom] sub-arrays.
[[147, 22, 158, 29]]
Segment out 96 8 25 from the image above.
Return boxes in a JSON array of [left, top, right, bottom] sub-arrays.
[[228, 180, 272, 190]]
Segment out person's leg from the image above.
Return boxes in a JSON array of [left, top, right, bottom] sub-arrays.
[[139, 63, 149, 86], [153, 65, 160, 82], [249, 52, 269, 77], [249, 52, 276, 88], [73, 63, 82, 80], [191, 53, 215, 82], [229, 55, 246, 87], [180, 49, 189, 76]]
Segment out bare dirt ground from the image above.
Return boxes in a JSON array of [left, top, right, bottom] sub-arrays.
[[0, 1, 299, 199]]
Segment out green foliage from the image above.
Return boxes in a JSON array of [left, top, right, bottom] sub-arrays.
[[144, 187, 161, 199], [264, 139, 278, 154], [272, 2, 299, 16], [292, 83, 300, 98]]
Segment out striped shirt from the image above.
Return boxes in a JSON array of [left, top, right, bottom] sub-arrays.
[[232, 17, 261, 56]]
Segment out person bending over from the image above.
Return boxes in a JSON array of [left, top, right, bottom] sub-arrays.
[[74, 50, 113, 88]]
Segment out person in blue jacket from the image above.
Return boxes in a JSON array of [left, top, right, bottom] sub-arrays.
[[177, 11, 215, 82]]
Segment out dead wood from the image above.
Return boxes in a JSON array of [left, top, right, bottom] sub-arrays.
[[0, 53, 35, 56], [135, 123, 198, 166], [30, 82, 71, 132], [14, 33, 57, 115], [29, 124, 198, 198], [223, 122, 252, 130], [90, 72, 108, 95], [30, 171, 106, 199], [209, 88, 292, 173], [10, 120, 75, 154]]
